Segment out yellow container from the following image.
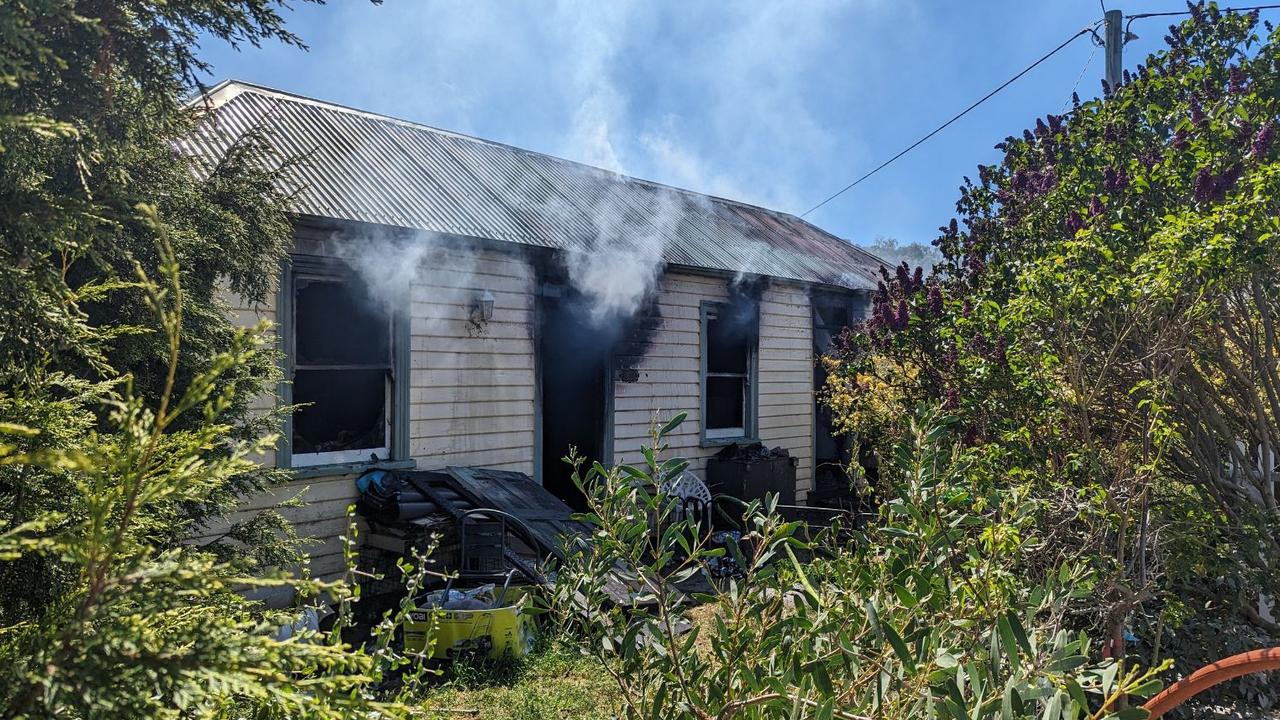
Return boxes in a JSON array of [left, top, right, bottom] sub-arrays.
[[404, 586, 537, 660]]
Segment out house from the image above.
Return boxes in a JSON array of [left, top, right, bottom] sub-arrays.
[[184, 81, 883, 582]]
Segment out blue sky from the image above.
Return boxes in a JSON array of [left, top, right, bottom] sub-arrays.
[[196, 0, 1197, 247]]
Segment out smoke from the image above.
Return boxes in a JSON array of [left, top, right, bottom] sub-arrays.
[[558, 1, 631, 173], [324, 230, 483, 337], [558, 176, 696, 322]]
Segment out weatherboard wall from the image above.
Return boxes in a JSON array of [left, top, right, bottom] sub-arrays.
[[200, 245, 539, 584], [405, 247, 539, 475], [609, 271, 815, 501], [210, 252, 821, 593]]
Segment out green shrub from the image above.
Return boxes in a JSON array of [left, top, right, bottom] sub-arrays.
[[0, 235, 444, 718], [551, 410, 1167, 719], [824, 3, 1280, 705]]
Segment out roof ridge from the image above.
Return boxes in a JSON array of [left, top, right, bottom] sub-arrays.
[[211, 79, 841, 230]]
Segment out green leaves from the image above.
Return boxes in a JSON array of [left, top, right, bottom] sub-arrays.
[[550, 413, 1142, 720], [658, 412, 687, 439], [825, 9, 1280, 715]]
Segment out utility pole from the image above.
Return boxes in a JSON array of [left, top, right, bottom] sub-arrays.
[[1104, 9, 1124, 91]]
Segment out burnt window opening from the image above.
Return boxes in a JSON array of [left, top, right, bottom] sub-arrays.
[[703, 301, 758, 441], [290, 269, 393, 466]]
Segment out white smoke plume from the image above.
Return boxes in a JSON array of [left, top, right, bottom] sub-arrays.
[[562, 183, 679, 324], [324, 230, 482, 338]]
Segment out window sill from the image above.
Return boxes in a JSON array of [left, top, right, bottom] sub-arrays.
[[288, 458, 417, 479], [700, 435, 757, 449]]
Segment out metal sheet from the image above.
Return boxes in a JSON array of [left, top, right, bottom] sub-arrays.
[[181, 81, 884, 290]]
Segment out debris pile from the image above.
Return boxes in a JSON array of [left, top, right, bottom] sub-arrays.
[[356, 468, 445, 522], [419, 584, 500, 612], [713, 442, 791, 464], [707, 442, 798, 506]]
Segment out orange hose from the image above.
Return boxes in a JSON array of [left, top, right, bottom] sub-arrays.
[[1143, 647, 1280, 719]]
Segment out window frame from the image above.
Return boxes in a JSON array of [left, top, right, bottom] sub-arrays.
[[699, 300, 759, 447], [276, 255, 413, 476]]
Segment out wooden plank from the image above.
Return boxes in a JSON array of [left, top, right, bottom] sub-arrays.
[[625, 356, 700, 373], [409, 334, 534, 354], [410, 368, 534, 387], [411, 430, 534, 456], [409, 268, 533, 294], [410, 319, 533, 341], [441, 467, 641, 606], [412, 352, 534, 372], [412, 399, 533, 421], [410, 287, 530, 311], [414, 447, 533, 473], [410, 384, 533, 404]]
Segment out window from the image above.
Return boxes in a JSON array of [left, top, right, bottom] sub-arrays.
[[285, 258, 404, 468], [701, 300, 758, 443], [812, 293, 860, 355]]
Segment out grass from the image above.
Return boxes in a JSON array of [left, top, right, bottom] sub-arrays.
[[419, 636, 619, 719]]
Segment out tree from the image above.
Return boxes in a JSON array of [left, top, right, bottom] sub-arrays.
[[825, 2, 1280, 704], [0, 2, 437, 717], [862, 236, 944, 272], [1, 0, 303, 623]]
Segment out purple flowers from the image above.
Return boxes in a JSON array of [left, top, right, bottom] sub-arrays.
[[1251, 121, 1274, 158], [893, 300, 909, 331], [1193, 167, 1215, 203], [1103, 167, 1129, 194], [1194, 163, 1245, 203], [1010, 166, 1058, 200], [1089, 196, 1105, 217], [1064, 211, 1084, 235], [972, 333, 990, 357], [927, 284, 943, 316], [943, 387, 959, 411], [891, 263, 922, 294], [966, 254, 986, 280], [1189, 97, 1206, 127], [1172, 127, 1191, 150], [1228, 66, 1248, 95]]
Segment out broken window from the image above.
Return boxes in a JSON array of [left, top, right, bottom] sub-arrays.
[[290, 265, 394, 466], [703, 301, 757, 441]]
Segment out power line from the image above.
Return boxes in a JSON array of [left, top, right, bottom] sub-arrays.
[[799, 24, 1097, 219], [1127, 3, 1280, 20], [1063, 39, 1100, 114]]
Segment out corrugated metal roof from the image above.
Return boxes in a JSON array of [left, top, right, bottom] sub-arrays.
[[180, 81, 884, 290]]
